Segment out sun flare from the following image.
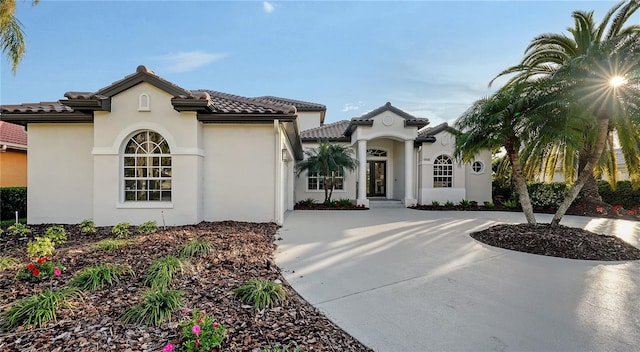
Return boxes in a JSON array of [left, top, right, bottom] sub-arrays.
[[610, 76, 628, 87]]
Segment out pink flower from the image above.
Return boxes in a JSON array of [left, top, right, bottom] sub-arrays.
[[195, 339, 200, 348], [192, 324, 201, 336], [213, 322, 220, 329], [162, 343, 175, 352], [54, 267, 61, 276], [183, 308, 191, 316]]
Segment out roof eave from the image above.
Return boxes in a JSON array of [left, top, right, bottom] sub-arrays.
[[60, 98, 111, 112], [344, 119, 374, 136], [197, 113, 297, 124], [0, 112, 93, 126], [171, 98, 214, 113]]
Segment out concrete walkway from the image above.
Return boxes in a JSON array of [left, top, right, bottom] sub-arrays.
[[275, 209, 640, 352]]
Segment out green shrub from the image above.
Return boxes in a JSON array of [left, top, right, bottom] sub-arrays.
[[27, 237, 54, 259], [484, 201, 495, 208], [502, 199, 519, 209], [7, 223, 30, 237], [431, 200, 440, 207], [111, 222, 131, 238], [144, 255, 186, 290], [1, 287, 82, 331], [79, 219, 96, 234], [44, 226, 67, 246], [0, 187, 27, 221], [295, 198, 316, 207], [121, 289, 183, 326], [527, 182, 568, 209], [178, 239, 213, 258], [70, 264, 134, 292], [95, 238, 134, 251], [234, 278, 286, 309], [458, 199, 471, 208], [444, 201, 455, 207], [335, 198, 352, 206], [598, 180, 640, 209], [137, 220, 158, 235], [0, 257, 17, 271]]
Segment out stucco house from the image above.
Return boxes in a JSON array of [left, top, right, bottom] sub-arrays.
[[0, 121, 28, 187], [0, 66, 491, 226]]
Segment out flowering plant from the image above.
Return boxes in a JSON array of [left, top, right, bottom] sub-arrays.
[[175, 308, 226, 351], [15, 257, 63, 281], [595, 206, 605, 214], [612, 205, 623, 215]]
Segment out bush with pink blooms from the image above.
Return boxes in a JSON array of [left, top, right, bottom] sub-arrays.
[[165, 307, 226, 351], [15, 257, 63, 281]]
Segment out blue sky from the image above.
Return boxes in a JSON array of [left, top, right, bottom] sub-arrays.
[[1, 0, 634, 126]]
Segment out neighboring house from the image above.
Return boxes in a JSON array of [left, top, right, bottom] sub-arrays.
[[0, 121, 28, 187], [0, 66, 491, 226]]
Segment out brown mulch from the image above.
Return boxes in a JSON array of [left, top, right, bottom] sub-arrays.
[[471, 223, 640, 261], [0, 222, 372, 352]]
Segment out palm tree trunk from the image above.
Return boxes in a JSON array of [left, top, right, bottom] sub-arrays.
[[323, 175, 330, 204], [577, 149, 603, 202], [551, 117, 610, 226], [505, 142, 537, 225]]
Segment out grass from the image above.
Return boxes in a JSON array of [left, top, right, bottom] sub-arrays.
[[121, 289, 183, 327], [261, 345, 305, 352], [95, 238, 134, 251], [1, 287, 83, 330], [234, 278, 286, 309], [70, 264, 134, 292], [0, 218, 27, 227], [144, 255, 187, 290], [177, 238, 213, 258]]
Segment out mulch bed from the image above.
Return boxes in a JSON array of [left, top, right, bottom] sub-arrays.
[[471, 223, 640, 261], [294, 204, 368, 210], [0, 222, 372, 352]]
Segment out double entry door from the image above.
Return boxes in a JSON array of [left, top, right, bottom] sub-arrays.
[[366, 161, 386, 197]]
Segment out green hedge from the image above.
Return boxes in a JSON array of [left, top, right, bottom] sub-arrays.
[[598, 181, 640, 209], [0, 187, 27, 221]]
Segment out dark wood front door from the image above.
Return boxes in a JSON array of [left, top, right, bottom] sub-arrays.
[[366, 161, 386, 197]]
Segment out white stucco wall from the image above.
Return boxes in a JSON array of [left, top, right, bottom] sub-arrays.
[[27, 123, 94, 224], [464, 149, 493, 204], [297, 111, 323, 132], [202, 124, 278, 223], [91, 83, 203, 226]]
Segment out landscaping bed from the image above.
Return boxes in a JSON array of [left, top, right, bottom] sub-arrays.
[[0, 222, 372, 351]]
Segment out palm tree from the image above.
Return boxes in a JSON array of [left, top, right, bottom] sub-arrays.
[[454, 82, 576, 225], [492, 0, 640, 226], [295, 141, 357, 205], [0, 0, 39, 74]]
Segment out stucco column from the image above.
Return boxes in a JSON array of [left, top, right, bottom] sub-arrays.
[[357, 140, 369, 207], [404, 139, 417, 207]]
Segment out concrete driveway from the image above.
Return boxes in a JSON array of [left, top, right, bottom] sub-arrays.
[[275, 209, 640, 352]]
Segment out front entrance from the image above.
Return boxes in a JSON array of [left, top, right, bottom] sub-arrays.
[[366, 161, 386, 197]]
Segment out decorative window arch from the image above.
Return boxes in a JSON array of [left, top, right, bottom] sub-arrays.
[[138, 93, 150, 111], [433, 154, 453, 188], [123, 130, 171, 201]]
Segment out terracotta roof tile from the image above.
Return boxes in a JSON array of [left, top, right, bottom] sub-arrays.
[[0, 121, 27, 146], [300, 120, 350, 141], [255, 96, 326, 111], [418, 122, 449, 138], [196, 90, 296, 114], [1, 102, 73, 114]]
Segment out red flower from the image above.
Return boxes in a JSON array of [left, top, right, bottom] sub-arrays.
[[27, 263, 35, 271], [213, 322, 220, 329], [32, 269, 41, 276], [195, 339, 199, 348], [37, 257, 48, 264]]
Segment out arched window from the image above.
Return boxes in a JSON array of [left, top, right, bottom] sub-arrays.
[[138, 93, 150, 111], [367, 149, 387, 157], [123, 130, 171, 201], [472, 161, 484, 174], [433, 155, 453, 188]]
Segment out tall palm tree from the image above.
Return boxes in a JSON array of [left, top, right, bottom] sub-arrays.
[[454, 82, 577, 225], [0, 0, 38, 74], [492, 0, 640, 225], [295, 141, 357, 205]]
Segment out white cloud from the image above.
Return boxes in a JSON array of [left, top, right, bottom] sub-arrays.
[[155, 51, 227, 73], [263, 1, 274, 13], [342, 101, 364, 113]]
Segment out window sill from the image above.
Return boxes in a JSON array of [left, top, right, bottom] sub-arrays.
[[117, 202, 173, 209], [305, 189, 346, 193]]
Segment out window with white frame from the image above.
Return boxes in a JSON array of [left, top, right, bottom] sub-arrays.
[[123, 130, 171, 201], [472, 160, 484, 174], [433, 155, 453, 188], [307, 171, 344, 190]]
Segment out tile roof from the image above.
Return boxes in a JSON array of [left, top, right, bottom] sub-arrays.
[[255, 96, 326, 111], [418, 122, 450, 138], [0, 121, 27, 147], [1, 102, 73, 114], [195, 90, 296, 114], [300, 120, 350, 142]]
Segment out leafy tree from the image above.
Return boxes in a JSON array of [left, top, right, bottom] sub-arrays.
[[295, 141, 356, 205], [492, 0, 640, 225], [0, 0, 39, 74]]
